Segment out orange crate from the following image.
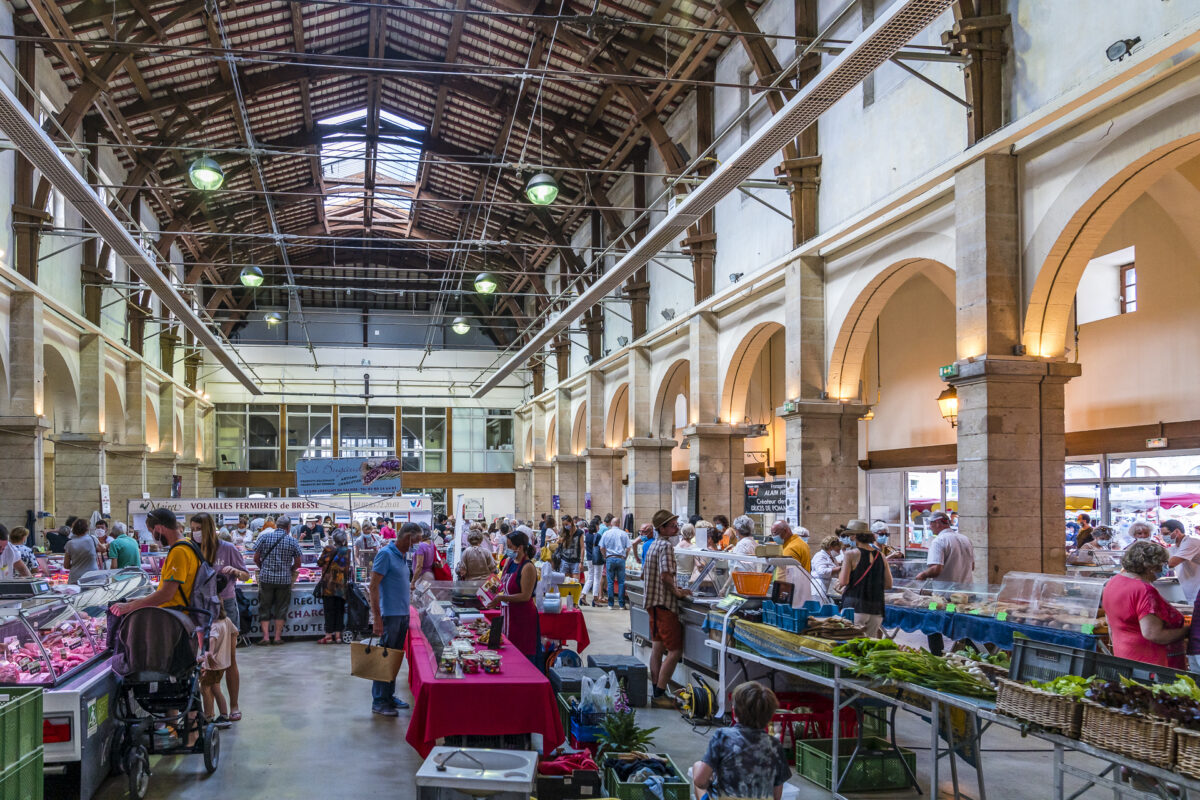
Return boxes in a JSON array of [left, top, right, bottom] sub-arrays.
[[731, 571, 772, 597]]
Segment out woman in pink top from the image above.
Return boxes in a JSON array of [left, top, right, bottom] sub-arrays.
[[1101, 541, 1189, 668]]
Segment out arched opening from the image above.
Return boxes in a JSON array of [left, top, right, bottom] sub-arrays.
[[720, 324, 786, 478], [571, 402, 587, 455], [104, 374, 125, 443], [604, 383, 629, 448], [651, 360, 690, 474], [175, 417, 184, 457], [145, 398, 159, 451], [42, 344, 79, 435], [546, 417, 557, 459], [524, 427, 533, 463]]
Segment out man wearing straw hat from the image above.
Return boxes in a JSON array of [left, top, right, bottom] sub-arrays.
[[644, 510, 691, 708]]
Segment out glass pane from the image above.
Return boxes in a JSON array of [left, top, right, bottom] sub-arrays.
[[905, 470, 944, 550], [248, 412, 278, 449], [425, 451, 444, 472], [1065, 484, 1100, 542], [424, 419, 444, 450], [248, 448, 278, 471], [216, 447, 245, 470], [944, 469, 958, 507], [1065, 459, 1101, 480], [485, 451, 513, 473], [486, 417, 513, 450], [367, 416, 394, 440], [1109, 454, 1200, 479], [424, 407, 444, 417], [402, 454, 421, 471]]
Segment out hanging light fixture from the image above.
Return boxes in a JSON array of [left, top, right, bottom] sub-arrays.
[[525, 172, 558, 206], [188, 156, 224, 191], [937, 386, 959, 428], [239, 265, 264, 288], [473, 272, 501, 295], [264, 311, 283, 325], [451, 316, 471, 335]]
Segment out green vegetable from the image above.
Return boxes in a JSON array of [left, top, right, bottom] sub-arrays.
[[1029, 675, 1092, 698], [832, 638, 898, 659], [845, 648, 996, 699]]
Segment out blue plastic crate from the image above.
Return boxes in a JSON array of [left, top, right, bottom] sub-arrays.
[[777, 607, 810, 633], [570, 717, 603, 743]]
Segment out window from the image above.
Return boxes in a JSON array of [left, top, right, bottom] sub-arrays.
[[452, 408, 514, 472], [318, 108, 424, 232], [215, 404, 279, 470], [285, 405, 333, 470], [338, 406, 394, 458], [426, 488, 447, 517], [1119, 264, 1137, 314], [399, 407, 446, 472]]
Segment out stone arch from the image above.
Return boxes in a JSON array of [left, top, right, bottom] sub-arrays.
[[174, 416, 184, 456], [651, 359, 689, 439], [42, 343, 79, 434], [570, 401, 587, 455], [719, 322, 785, 423], [524, 427, 533, 463], [104, 374, 125, 443], [1024, 132, 1200, 357], [604, 383, 629, 448], [827, 259, 954, 400], [145, 397, 159, 450], [546, 417, 557, 459]]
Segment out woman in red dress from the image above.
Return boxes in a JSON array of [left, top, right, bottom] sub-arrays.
[[489, 530, 541, 666]]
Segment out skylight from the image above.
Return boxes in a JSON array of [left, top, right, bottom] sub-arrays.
[[317, 107, 424, 231]]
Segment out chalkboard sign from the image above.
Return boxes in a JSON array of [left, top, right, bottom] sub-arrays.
[[744, 481, 791, 514], [687, 473, 699, 518]]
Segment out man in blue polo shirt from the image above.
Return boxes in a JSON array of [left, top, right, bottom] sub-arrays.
[[368, 521, 418, 716]]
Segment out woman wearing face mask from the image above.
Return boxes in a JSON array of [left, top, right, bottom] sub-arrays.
[[488, 530, 541, 667], [1069, 524, 1119, 565], [837, 520, 892, 637], [713, 515, 731, 549], [193, 512, 249, 721], [556, 518, 584, 581], [810, 536, 843, 587], [871, 521, 902, 560]]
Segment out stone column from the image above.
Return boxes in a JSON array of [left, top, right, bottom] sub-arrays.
[[0, 417, 48, 537], [683, 424, 748, 522], [582, 372, 623, 518], [553, 455, 586, 517], [780, 400, 868, 536], [158, 382, 177, 455], [105, 445, 147, 525], [689, 313, 719, 426], [146, 453, 178, 499], [622, 438, 676, 525], [9, 293, 43, 417], [952, 153, 1078, 579], [176, 396, 200, 497], [513, 466, 532, 521], [530, 462, 554, 520], [55, 334, 109, 520], [125, 362, 147, 446], [197, 403, 215, 497]]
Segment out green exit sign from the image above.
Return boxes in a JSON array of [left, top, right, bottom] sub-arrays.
[[939, 364, 959, 380]]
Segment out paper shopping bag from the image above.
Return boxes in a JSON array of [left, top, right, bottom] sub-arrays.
[[350, 638, 405, 682]]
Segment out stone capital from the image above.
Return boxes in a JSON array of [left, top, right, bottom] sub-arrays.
[[530, 460, 554, 469], [51, 432, 108, 446], [106, 443, 150, 456], [948, 355, 1082, 386], [681, 423, 755, 439], [582, 447, 624, 458], [552, 454, 585, 465], [0, 416, 50, 432]]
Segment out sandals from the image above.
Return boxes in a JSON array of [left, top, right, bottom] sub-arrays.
[[317, 636, 333, 644], [228, 711, 242, 722]]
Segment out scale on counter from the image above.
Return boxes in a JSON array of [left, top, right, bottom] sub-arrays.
[[0, 577, 51, 599]]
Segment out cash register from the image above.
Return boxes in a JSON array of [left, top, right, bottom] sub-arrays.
[[0, 577, 51, 599]]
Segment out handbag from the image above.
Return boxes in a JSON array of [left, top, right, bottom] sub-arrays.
[[350, 637, 406, 682], [431, 548, 454, 582]]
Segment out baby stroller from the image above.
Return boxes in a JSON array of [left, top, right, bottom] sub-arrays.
[[110, 606, 220, 798]]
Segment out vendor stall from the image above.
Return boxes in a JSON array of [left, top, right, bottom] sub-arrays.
[[125, 495, 434, 535], [481, 607, 590, 653], [404, 607, 564, 757]]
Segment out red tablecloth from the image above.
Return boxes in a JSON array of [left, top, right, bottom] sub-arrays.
[[481, 607, 591, 652], [405, 609, 564, 757]]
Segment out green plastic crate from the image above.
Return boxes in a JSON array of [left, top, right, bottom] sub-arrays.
[[603, 753, 689, 800], [557, 692, 578, 736], [796, 736, 916, 793], [859, 704, 889, 739], [0, 689, 41, 774], [796, 660, 836, 679], [0, 750, 43, 800]]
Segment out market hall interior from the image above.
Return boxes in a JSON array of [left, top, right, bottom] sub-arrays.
[[1, 0, 1200, 799]]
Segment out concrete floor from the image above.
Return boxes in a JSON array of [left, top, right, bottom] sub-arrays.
[[95, 605, 1126, 799]]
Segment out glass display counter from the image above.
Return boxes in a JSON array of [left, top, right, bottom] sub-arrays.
[[0, 597, 104, 685], [996, 571, 1107, 633], [926, 581, 1000, 616]]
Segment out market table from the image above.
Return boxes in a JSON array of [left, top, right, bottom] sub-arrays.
[[404, 609, 565, 757], [480, 607, 591, 652], [883, 604, 1101, 650]]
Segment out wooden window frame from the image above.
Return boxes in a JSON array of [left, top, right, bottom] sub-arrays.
[[1119, 263, 1137, 314]]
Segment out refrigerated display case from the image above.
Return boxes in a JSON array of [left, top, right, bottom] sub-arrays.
[[995, 571, 1108, 633]]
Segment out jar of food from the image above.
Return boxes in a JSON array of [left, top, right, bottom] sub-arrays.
[[460, 653, 482, 674], [480, 651, 501, 674], [439, 652, 458, 673]]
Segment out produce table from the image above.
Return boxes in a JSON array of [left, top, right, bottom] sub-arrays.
[[480, 607, 591, 652], [404, 609, 564, 757]]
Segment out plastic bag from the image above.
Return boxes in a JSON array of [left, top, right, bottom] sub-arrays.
[[580, 670, 620, 714]]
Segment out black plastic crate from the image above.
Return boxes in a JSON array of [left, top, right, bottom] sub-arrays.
[[550, 666, 608, 695], [586, 654, 649, 708], [443, 733, 531, 750], [536, 768, 602, 800], [1008, 639, 1096, 683], [1091, 650, 1195, 685]]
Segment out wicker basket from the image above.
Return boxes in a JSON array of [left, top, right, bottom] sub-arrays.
[[1079, 700, 1177, 769], [1175, 727, 1200, 780], [994, 679, 1083, 738]]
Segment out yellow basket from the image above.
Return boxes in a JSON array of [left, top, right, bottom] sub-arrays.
[[731, 571, 772, 597]]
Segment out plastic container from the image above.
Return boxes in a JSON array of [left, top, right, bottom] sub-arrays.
[[586, 655, 649, 708], [549, 666, 608, 695], [796, 737, 917, 793], [535, 767, 602, 800], [558, 583, 583, 604], [1008, 639, 1096, 683], [996, 572, 1107, 632], [0, 689, 41, 775], [569, 717, 603, 744], [0, 749, 42, 800], [731, 571, 772, 597], [603, 753, 688, 800]]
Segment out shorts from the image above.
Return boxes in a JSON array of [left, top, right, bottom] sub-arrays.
[[648, 606, 683, 651], [200, 669, 225, 687], [221, 597, 240, 630], [259, 582, 293, 621]]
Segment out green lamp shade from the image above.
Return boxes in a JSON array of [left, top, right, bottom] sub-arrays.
[[451, 316, 471, 335], [239, 266, 264, 288], [264, 311, 283, 325], [473, 271, 500, 295], [525, 172, 558, 206], [188, 157, 224, 191]]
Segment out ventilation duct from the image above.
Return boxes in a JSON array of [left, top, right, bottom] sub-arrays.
[[473, 0, 953, 398], [0, 80, 261, 394]]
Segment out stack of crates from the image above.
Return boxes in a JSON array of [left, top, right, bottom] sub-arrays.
[[759, 601, 810, 633], [0, 687, 43, 800]]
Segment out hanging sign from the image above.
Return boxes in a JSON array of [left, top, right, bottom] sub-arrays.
[[296, 456, 402, 495], [745, 481, 793, 514], [584, 492, 592, 511], [99, 484, 111, 515]]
